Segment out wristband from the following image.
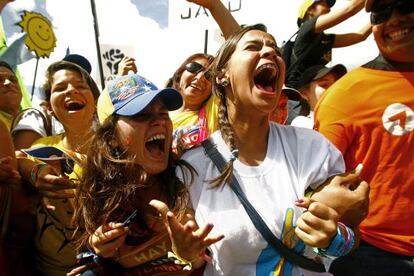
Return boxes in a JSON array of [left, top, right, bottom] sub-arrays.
[[317, 222, 355, 257], [168, 250, 205, 271], [30, 163, 48, 186], [168, 251, 193, 271]]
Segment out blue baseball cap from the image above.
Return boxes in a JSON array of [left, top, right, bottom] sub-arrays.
[[62, 54, 92, 74], [97, 74, 183, 124]]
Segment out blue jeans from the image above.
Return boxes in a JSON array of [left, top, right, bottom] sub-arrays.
[[329, 241, 414, 276]]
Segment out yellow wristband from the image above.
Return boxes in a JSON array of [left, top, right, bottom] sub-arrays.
[[167, 251, 194, 271]]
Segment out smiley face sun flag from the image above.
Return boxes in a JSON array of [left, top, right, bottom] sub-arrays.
[[18, 11, 56, 58]]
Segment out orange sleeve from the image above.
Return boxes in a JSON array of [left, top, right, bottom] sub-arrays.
[[314, 93, 354, 156]]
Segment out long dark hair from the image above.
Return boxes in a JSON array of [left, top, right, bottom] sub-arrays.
[[209, 24, 272, 188], [72, 114, 193, 249]]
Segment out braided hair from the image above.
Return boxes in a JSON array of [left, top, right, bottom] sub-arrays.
[[209, 24, 268, 188]]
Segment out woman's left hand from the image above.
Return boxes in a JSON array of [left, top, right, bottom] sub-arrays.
[[149, 199, 224, 265], [294, 198, 338, 249]]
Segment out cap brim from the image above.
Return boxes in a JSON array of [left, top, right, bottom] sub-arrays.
[[116, 88, 183, 117], [327, 0, 336, 8], [314, 64, 347, 80], [282, 86, 302, 101]]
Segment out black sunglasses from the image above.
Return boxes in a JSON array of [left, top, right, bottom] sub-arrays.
[[370, 0, 414, 25], [185, 62, 212, 80]]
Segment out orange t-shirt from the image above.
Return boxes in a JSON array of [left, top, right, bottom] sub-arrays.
[[314, 67, 414, 256]]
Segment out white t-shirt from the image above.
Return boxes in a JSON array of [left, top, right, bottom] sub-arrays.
[[291, 112, 314, 129], [178, 123, 345, 276], [11, 108, 64, 137]]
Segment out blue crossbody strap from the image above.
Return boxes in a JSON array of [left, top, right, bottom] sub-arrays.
[[202, 139, 325, 272]]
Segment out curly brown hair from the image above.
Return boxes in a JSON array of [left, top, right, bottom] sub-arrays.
[[72, 114, 193, 249]]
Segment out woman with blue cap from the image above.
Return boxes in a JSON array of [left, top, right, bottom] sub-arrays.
[[72, 74, 223, 275]]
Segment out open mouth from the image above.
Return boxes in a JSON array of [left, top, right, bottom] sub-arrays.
[[65, 100, 85, 111], [254, 63, 278, 93], [190, 83, 202, 90], [145, 134, 166, 157], [386, 27, 412, 42]]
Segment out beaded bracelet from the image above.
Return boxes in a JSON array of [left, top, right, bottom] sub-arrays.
[[317, 222, 355, 257], [30, 163, 48, 186]]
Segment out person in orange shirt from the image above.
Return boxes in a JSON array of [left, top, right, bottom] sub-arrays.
[[269, 86, 302, 124], [314, 0, 414, 274]]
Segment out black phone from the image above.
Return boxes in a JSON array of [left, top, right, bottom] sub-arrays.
[[121, 209, 139, 227]]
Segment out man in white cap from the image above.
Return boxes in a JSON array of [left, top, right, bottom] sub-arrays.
[[315, 0, 414, 274]]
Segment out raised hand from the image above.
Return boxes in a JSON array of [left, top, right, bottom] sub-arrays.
[[294, 198, 338, 249], [88, 222, 128, 258], [117, 56, 138, 76], [149, 199, 224, 265], [186, 0, 239, 39], [186, 0, 214, 9]]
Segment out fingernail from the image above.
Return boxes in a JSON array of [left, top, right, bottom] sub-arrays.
[[295, 199, 304, 205], [355, 163, 363, 174]]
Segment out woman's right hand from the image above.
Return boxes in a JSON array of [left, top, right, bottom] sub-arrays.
[[89, 222, 128, 258], [150, 199, 224, 266]]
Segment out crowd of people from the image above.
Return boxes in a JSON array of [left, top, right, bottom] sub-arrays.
[[0, 0, 413, 275]]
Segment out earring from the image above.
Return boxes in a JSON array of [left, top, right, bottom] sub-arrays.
[[219, 77, 229, 87], [124, 136, 132, 146]]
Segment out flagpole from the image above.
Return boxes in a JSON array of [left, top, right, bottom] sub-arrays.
[[90, 0, 105, 89], [204, 29, 208, 54], [31, 57, 39, 101]]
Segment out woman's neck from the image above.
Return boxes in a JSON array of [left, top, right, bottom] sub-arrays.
[[228, 106, 270, 166], [179, 102, 203, 112], [63, 127, 92, 153]]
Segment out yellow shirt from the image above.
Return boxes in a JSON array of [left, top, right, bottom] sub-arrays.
[[30, 134, 80, 276], [169, 95, 219, 156], [0, 110, 13, 130]]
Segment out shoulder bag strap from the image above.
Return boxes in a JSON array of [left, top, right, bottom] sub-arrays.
[[201, 139, 325, 272]]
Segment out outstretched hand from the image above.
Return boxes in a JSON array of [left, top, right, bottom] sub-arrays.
[[149, 199, 224, 263]]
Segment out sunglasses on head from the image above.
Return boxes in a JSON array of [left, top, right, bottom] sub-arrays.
[[370, 0, 414, 25], [185, 62, 212, 80]]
